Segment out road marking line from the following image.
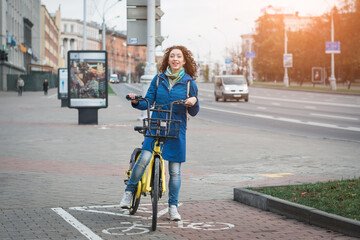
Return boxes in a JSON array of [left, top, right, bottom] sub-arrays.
[[51, 207, 103, 240], [200, 88, 359, 108], [252, 95, 360, 108], [202, 106, 360, 132], [310, 113, 358, 121], [260, 173, 293, 178]]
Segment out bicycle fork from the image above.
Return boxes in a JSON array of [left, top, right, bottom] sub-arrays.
[[142, 142, 166, 195]]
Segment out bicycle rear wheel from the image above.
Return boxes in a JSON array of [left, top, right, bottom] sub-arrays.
[[128, 148, 142, 215], [151, 157, 160, 231]]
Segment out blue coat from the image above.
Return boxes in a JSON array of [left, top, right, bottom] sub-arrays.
[[132, 72, 200, 162]]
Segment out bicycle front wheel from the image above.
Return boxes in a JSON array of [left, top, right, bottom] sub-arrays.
[[151, 156, 160, 231]]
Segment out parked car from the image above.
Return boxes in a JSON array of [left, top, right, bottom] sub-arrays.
[[214, 75, 249, 102], [109, 74, 119, 83]]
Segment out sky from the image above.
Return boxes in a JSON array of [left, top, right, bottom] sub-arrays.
[[41, 0, 338, 64]]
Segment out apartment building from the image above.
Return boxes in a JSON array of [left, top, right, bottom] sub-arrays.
[[40, 5, 61, 72], [0, 0, 41, 90], [61, 19, 102, 67]]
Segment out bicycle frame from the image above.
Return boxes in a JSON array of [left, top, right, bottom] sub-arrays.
[[137, 139, 166, 198]]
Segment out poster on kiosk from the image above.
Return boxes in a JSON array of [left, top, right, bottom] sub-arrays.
[[67, 51, 108, 108], [58, 68, 68, 99]]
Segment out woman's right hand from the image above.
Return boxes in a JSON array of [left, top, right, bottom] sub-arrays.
[[127, 93, 139, 104]]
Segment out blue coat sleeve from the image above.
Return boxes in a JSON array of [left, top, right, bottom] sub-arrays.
[[132, 75, 158, 110], [188, 80, 200, 117]]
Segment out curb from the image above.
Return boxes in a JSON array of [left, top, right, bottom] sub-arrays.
[[234, 188, 360, 238]]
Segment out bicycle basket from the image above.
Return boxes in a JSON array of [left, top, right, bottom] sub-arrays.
[[143, 117, 180, 139]]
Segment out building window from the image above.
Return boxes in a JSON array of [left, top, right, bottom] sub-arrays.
[[71, 25, 74, 33], [64, 24, 67, 32]]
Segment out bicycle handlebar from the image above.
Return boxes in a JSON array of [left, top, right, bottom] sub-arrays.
[[126, 94, 143, 101], [126, 95, 186, 138]]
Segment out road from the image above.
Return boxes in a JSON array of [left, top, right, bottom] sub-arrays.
[[112, 82, 360, 142]]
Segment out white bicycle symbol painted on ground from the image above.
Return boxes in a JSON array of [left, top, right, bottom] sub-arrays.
[[66, 202, 234, 236], [102, 220, 235, 236]]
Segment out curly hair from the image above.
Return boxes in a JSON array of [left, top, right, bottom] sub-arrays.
[[159, 45, 198, 80]]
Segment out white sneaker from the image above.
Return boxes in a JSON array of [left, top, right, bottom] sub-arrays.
[[169, 205, 181, 221], [120, 191, 133, 209]]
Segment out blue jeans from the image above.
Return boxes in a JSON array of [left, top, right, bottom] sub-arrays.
[[125, 150, 181, 207]]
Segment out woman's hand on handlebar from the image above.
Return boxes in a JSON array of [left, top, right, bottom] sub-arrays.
[[127, 93, 139, 104], [184, 97, 197, 107]]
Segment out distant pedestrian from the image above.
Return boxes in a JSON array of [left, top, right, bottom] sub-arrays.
[[17, 76, 24, 96], [43, 79, 49, 95]]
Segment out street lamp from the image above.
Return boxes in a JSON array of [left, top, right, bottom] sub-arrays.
[[283, 27, 289, 87], [213, 27, 228, 57], [198, 34, 212, 81], [329, 7, 337, 90], [322, 0, 337, 90], [198, 35, 211, 63], [214, 26, 229, 74], [100, 0, 122, 50], [123, 42, 127, 81], [234, 17, 254, 84]]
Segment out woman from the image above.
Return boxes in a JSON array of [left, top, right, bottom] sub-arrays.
[[120, 45, 199, 221]]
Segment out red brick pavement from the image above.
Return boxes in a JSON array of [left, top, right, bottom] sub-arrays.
[[121, 200, 357, 240]]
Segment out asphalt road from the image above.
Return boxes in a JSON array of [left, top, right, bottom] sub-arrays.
[[113, 82, 360, 142]]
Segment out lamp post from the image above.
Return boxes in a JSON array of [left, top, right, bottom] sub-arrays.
[[110, 36, 115, 75], [283, 27, 289, 87], [213, 26, 228, 57], [101, 0, 122, 50], [198, 34, 212, 81], [122, 42, 127, 81], [83, 0, 87, 50], [248, 37, 254, 85], [329, 8, 337, 90], [214, 26, 229, 74]]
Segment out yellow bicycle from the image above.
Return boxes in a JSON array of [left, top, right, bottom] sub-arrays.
[[124, 95, 184, 231]]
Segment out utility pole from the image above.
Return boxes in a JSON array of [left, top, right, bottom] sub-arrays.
[[144, 0, 157, 76], [329, 10, 337, 90], [83, 0, 87, 50], [283, 28, 289, 87], [248, 38, 253, 85], [101, 0, 122, 51]]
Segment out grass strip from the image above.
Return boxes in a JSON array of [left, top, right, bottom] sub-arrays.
[[248, 178, 360, 221], [108, 84, 115, 94]]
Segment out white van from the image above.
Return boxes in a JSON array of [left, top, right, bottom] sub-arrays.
[[109, 74, 119, 83], [214, 75, 249, 102]]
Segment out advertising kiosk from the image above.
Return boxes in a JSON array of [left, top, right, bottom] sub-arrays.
[[67, 51, 108, 124]]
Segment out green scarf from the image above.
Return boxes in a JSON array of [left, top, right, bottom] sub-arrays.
[[165, 66, 185, 89]]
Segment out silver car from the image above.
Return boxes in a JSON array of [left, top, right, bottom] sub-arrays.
[[214, 75, 249, 102]]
